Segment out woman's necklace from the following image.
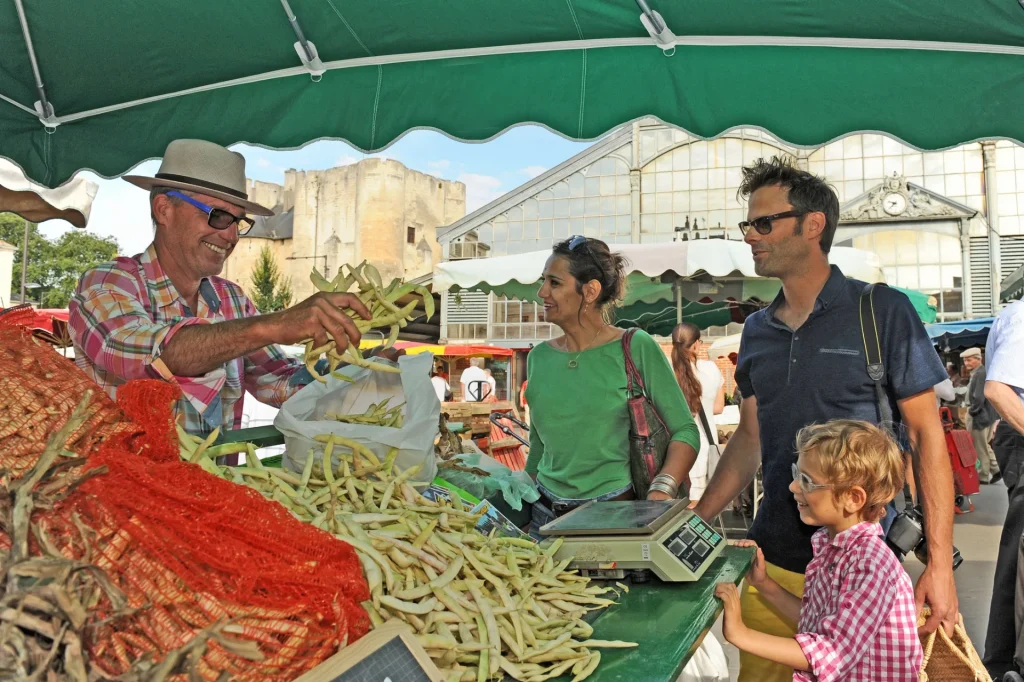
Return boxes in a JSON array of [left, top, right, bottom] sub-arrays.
[[566, 326, 603, 369]]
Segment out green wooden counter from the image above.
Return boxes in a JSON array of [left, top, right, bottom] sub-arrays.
[[570, 546, 753, 682]]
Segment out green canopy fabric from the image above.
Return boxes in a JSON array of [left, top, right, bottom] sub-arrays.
[[453, 275, 936, 337], [2, 2, 1023, 186]]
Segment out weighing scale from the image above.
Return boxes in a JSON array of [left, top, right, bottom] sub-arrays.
[[539, 499, 726, 582]]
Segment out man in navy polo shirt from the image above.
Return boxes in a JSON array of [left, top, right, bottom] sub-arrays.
[[693, 157, 957, 682]]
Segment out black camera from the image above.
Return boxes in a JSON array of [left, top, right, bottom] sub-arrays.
[[885, 505, 963, 570]]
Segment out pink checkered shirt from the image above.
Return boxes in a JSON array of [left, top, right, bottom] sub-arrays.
[[69, 245, 307, 435], [794, 522, 922, 682]]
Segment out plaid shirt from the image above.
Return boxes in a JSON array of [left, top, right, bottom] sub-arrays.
[[69, 245, 308, 435], [793, 523, 922, 682]]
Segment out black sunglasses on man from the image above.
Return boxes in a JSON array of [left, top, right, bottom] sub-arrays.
[[738, 209, 807, 236]]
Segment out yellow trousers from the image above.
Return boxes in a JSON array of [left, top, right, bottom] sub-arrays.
[[737, 561, 807, 682]]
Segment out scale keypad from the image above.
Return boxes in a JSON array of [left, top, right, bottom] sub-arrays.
[[662, 514, 722, 571]]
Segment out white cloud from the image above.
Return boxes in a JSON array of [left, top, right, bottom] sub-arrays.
[[457, 173, 504, 211], [520, 165, 547, 179], [336, 154, 361, 166], [255, 158, 272, 168], [428, 159, 451, 172]]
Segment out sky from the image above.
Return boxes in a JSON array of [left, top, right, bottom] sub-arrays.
[[32, 126, 594, 256]]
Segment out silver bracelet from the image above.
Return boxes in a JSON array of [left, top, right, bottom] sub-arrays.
[[647, 481, 678, 497], [652, 473, 679, 489]]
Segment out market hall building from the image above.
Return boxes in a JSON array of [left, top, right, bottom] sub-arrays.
[[435, 120, 1024, 396]]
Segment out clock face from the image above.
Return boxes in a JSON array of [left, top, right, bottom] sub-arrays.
[[883, 192, 907, 216]]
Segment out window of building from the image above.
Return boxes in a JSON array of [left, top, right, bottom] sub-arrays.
[[638, 131, 792, 244], [490, 297, 553, 341], [407, 226, 416, 244], [839, 230, 964, 321]]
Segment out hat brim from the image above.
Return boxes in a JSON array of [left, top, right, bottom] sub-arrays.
[[123, 175, 274, 217]]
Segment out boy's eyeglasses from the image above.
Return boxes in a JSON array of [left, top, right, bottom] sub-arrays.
[[167, 190, 255, 235], [791, 463, 833, 493], [738, 210, 806, 236]]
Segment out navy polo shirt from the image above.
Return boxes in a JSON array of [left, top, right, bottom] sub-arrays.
[[736, 265, 946, 574]]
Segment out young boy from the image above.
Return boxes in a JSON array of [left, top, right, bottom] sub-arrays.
[[715, 420, 923, 681]]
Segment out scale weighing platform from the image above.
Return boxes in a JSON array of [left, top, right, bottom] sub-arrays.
[[539, 499, 725, 582]]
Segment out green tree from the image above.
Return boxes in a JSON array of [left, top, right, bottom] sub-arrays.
[[249, 245, 293, 312], [0, 213, 55, 305], [43, 231, 119, 308], [0, 213, 119, 308]]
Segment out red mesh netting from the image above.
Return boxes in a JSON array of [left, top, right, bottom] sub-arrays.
[[0, 315, 370, 680]]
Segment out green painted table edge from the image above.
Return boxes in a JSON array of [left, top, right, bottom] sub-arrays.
[[562, 546, 754, 682]]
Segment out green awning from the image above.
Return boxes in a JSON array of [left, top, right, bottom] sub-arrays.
[[2, 2, 1024, 186]]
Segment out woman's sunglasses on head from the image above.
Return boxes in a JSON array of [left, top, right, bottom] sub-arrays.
[[167, 190, 255, 235]]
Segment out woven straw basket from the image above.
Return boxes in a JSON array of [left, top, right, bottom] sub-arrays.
[[918, 607, 992, 681]]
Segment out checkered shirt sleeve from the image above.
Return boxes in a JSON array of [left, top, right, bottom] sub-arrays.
[[68, 262, 207, 382], [236, 295, 307, 408]]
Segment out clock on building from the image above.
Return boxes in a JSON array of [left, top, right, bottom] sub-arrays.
[[882, 192, 907, 216]]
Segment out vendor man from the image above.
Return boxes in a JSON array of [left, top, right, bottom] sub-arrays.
[[69, 139, 376, 435], [692, 157, 957, 681]]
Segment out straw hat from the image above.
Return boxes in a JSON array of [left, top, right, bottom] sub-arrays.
[[123, 139, 273, 216]]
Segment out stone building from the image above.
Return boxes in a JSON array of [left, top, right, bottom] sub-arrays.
[[0, 239, 14, 307], [438, 120, 1024, 350], [222, 158, 465, 303]]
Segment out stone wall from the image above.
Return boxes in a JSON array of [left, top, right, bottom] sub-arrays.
[[224, 159, 465, 302]]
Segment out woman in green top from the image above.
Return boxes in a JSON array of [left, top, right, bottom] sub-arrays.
[[525, 236, 700, 531]]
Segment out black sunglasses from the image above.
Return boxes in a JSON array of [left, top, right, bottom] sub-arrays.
[[168, 190, 256, 235], [567, 235, 603, 272], [738, 210, 806, 236]]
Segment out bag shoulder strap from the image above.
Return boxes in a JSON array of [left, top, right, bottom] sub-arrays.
[[622, 328, 646, 397], [696, 403, 716, 445], [858, 283, 894, 428], [859, 283, 913, 506]]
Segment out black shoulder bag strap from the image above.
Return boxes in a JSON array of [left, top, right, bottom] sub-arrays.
[[859, 283, 915, 507]]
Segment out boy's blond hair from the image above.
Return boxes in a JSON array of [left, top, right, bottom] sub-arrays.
[[795, 420, 905, 522]]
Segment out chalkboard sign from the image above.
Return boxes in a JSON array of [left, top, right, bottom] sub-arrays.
[[335, 635, 431, 682], [294, 621, 443, 682]]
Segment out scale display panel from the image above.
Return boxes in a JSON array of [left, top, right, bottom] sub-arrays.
[[540, 500, 687, 537]]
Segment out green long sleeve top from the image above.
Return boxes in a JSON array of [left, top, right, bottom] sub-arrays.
[[524, 330, 700, 500]]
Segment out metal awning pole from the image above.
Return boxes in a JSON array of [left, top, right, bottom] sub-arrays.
[[634, 0, 666, 34], [279, 0, 315, 63], [675, 280, 683, 325], [13, 0, 55, 122]]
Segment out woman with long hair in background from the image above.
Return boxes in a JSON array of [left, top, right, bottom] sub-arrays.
[[671, 322, 725, 500]]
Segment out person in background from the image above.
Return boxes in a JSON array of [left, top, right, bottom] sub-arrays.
[[716, 420, 922, 681], [981, 299, 1024, 678], [459, 357, 489, 401], [520, 379, 530, 425], [484, 368, 498, 401], [525, 236, 699, 535], [431, 365, 452, 403], [693, 156, 955, 682], [671, 322, 726, 499], [963, 347, 1001, 484]]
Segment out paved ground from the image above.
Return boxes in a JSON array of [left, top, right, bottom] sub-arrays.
[[708, 483, 1009, 680]]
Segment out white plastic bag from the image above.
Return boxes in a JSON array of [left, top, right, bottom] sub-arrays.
[[676, 633, 730, 682], [274, 352, 438, 484]]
